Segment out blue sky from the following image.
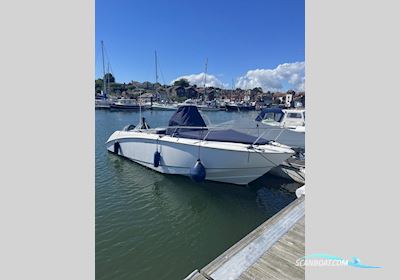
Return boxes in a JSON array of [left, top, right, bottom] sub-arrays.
[[96, 0, 304, 91]]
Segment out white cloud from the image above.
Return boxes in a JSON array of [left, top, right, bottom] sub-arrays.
[[236, 62, 305, 92], [171, 73, 226, 88]]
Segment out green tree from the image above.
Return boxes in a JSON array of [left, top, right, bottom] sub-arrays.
[[253, 87, 263, 94], [103, 73, 115, 83], [174, 79, 190, 87], [142, 81, 152, 89], [95, 79, 103, 92]]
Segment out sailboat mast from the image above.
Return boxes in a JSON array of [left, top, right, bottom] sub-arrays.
[[155, 50, 159, 102], [155, 50, 159, 84], [204, 58, 208, 101], [107, 62, 110, 96], [231, 78, 234, 101], [101, 40, 107, 97]]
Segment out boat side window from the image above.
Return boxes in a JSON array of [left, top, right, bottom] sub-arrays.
[[287, 113, 303, 119], [264, 112, 275, 121]]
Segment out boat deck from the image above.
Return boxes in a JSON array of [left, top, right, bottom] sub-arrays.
[[185, 195, 305, 280]]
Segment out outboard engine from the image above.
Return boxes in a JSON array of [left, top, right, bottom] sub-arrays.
[[189, 160, 206, 182]]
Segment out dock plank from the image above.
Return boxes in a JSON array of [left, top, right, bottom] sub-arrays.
[[186, 196, 305, 280], [240, 217, 305, 279]]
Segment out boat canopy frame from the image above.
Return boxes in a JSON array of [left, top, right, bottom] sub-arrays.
[[255, 108, 285, 122]]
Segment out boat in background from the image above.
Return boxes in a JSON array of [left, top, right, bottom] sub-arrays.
[[152, 102, 178, 111], [178, 99, 199, 107], [106, 105, 294, 185], [150, 51, 178, 111], [95, 96, 112, 109], [256, 107, 305, 132], [255, 107, 305, 183], [197, 100, 221, 111], [95, 40, 113, 110], [198, 105, 221, 112], [268, 156, 305, 184], [226, 102, 256, 111], [222, 111, 305, 149], [110, 98, 150, 111]]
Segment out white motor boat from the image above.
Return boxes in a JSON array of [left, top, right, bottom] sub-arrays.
[[177, 98, 198, 107], [197, 101, 221, 112], [110, 98, 150, 111], [255, 107, 305, 132], [252, 107, 305, 148], [151, 102, 178, 111], [106, 105, 294, 185]]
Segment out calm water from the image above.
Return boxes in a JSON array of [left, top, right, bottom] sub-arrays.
[[96, 109, 299, 280]]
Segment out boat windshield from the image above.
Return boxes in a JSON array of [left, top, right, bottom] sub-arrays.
[[255, 108, 284, 122], [264, 112, 283, 122]]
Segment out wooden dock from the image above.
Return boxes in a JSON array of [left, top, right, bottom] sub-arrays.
[[185, 195, 305, 280]]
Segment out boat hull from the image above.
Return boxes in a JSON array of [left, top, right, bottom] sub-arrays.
[[110, 104, 141, 110], [95, 104, 110, 109], [151, 105, 178, 111], [110, 104, 150, 111], [268, 164, 305, 184], [106, 131, 293, 185], [95, 99, 112, 109]]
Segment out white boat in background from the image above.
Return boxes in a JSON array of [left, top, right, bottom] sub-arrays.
[[197, 101, 221, 111], [106, 105, 294, 185], [110, 98, 150, 111], [151, 102, 178, 111], [255, 108, 305, 132], [177, 99, 221, 111], [95, 96, 112, 109], [178, 98, 199, 107], [268, 157, 305, 184], [247, 107, 306, 148]]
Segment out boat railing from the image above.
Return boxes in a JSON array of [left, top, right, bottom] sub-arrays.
[[137, 125, 296, 145], [250, 128, 285, 145]]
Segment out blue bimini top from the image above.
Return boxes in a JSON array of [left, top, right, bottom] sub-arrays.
[[168, 105, 206, 128]]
